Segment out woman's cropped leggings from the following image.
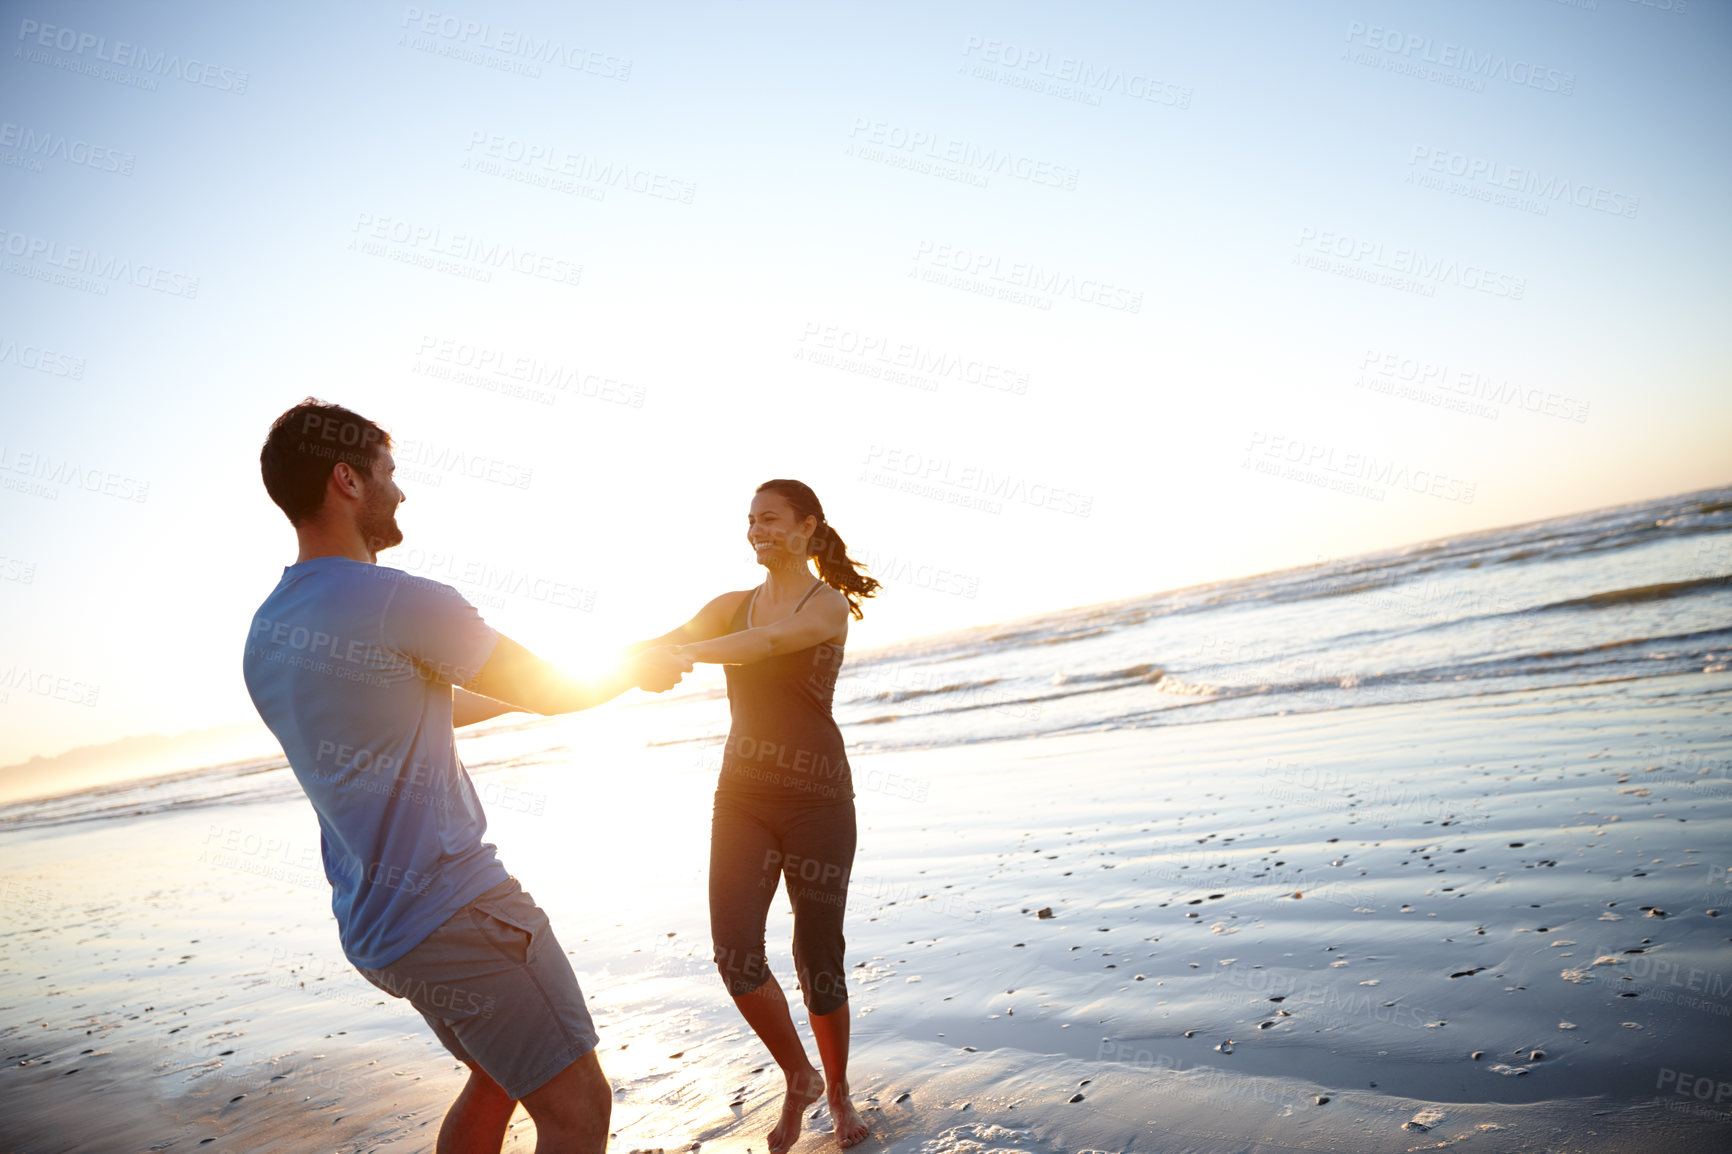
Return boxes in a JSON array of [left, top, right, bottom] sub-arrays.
[[709, 791, 856, 1016]]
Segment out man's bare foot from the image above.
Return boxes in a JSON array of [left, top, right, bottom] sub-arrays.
[[768, 1067, 824, 1153], [827, 1085, 870, 1149]]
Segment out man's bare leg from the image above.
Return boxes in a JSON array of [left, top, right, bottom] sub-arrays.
[[810, 1001, 869, 1148], [440, 1062, 518, 1154], [731, 974, 824, 1153], [520, 1048, 612, 1154]]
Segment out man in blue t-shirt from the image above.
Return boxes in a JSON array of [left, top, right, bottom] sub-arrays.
[[243, 399, 688, 1153]]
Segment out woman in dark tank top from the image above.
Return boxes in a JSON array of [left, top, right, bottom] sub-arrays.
[[633, 479, 879, 1153], [715, 580, 852, 800]]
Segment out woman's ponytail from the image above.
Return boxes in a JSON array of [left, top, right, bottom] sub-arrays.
[[809, 519, 881, 619]]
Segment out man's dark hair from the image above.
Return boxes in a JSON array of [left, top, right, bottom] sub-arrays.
[[260, 398, 391, 525]]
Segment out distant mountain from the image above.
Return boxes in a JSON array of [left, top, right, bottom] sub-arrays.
[[0, 722, 281, 806]]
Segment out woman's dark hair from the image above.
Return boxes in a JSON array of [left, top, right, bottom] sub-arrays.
[[260, 398, 391, 525], [756, 479, 880, 619]]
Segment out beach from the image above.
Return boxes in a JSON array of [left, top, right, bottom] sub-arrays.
[[3, 487, 1730, 1152]]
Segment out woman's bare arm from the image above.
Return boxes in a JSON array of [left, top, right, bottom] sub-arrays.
[[673, 590, 847, 666], [627, 591, 750, 653]]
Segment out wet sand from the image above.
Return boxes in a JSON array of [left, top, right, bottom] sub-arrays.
[[3, 671, 1730, 1152]]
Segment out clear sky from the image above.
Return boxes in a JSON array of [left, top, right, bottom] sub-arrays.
[[2, 0, 1728, 769]]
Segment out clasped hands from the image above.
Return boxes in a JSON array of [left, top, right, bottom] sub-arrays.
[[632, 645, 693, 693]]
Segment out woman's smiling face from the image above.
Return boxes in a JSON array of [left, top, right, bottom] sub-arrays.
[[747, 490, 815, 566]]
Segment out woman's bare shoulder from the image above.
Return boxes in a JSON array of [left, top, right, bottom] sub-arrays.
[[813, 584, 853, 639], [814, 583, 851, 609]]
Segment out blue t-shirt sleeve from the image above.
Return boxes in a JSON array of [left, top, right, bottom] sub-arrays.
[[379, 572, 499, 687]]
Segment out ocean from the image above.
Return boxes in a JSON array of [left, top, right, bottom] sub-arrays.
[[5, 484, 1727, 833]]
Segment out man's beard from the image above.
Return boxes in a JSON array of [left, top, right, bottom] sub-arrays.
[[358, 488, 403, 556]]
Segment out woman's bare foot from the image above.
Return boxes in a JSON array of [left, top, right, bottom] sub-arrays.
[[768, 1067, 824, 1153], [827, 1085, 870, 1149]]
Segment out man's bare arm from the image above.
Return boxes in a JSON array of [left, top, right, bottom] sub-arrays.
[[454, 687, 518, 728], [463, 635, 689, 715]]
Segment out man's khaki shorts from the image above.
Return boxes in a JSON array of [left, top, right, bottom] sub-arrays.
[[356, 876, 598, 1099]]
